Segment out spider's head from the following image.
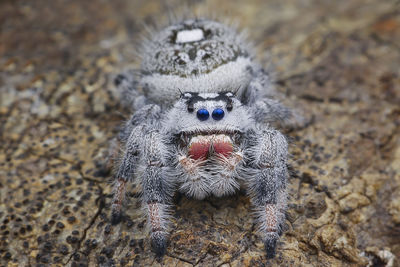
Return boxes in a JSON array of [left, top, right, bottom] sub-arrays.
[[164, 92, 253, 160]]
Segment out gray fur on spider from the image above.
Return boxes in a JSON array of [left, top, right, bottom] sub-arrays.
[[111, 18, 291, 259]]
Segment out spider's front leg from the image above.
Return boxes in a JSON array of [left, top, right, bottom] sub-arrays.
[[111, 105, 174, 257], [242, 128, 288, 259], [140, 131, 175, 258]]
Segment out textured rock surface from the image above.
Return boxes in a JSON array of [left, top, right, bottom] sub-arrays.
[[1, 0, 399, 266]]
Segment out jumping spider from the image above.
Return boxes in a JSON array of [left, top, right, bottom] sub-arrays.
[[111, 18, 291, 259]]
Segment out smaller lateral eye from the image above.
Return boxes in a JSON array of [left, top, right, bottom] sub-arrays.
[[226, 98, 233, 111], [226, 102, 233, 111], [187, 103, 194, 113]]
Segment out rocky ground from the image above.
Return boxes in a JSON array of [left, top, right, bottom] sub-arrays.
[[1, 0, 399, 266]]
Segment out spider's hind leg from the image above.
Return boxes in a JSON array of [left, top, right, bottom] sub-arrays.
[[111, 178, 127, 225], [114, 70, 147, 110], [110, 125, 141, 225], [110, 104, 162, 224], [245, 68, 309, 130]]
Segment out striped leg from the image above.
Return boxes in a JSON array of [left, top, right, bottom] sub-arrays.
[[244, 128, 288, 259]]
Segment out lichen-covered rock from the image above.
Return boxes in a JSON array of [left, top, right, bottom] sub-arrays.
[[1, 0, 399, 266]]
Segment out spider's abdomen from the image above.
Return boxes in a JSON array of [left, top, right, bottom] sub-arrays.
[[139, 19, 257, 105]]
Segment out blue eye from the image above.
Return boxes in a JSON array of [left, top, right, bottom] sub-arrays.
[[212, 108, 224, 120], [197, 109, 209, 121]]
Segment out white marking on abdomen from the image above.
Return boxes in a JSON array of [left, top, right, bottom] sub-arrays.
[[176, 29, 204, 43]]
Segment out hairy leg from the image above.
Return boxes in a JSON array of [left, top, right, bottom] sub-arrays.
[[111, 104, 176, 259], [243, 69, 307, 130], [110, 124, 142, 224], [242, 128, 288, 259], [111, 104, 162, 224], [111, 178, 126, 224], [114, 70, 147, 110], [112, 127, 174, 258], [140, 132, 174, 258], [252, 98, 292, 125]]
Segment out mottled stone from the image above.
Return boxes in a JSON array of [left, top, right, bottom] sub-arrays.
[[1, 0, 399, 266]]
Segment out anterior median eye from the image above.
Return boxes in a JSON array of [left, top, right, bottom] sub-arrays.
[[212, 108, 224, 120], [197, 109, 209, 121]]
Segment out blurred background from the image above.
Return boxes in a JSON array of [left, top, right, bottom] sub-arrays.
[[1, 0, 399, 266]]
